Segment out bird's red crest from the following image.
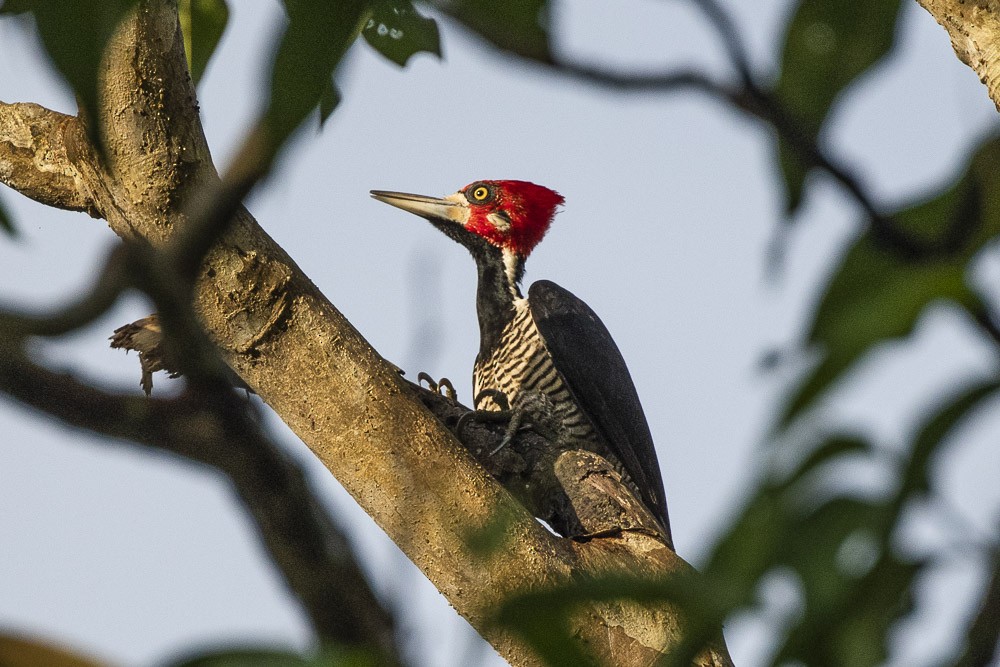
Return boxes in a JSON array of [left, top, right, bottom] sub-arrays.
[[461, 180, 564, 256]]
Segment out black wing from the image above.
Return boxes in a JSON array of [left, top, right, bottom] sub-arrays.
[[528, 280, 671, 542]]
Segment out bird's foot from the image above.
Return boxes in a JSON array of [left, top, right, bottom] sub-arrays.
[[453, 408, 529, 456], [454, 389, 514, 446], [490, 405, 548, 456], [417, 372, 457, 401], [459, 389, 561, 456]]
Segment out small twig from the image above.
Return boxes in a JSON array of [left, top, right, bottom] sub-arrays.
[[538, 56, 937, 260], [544, 61, 734, 100], [691, 0, 754, 84], [121, 239, 236, 393], [507, 52, 904, 243], [457, 0, 975, 265], [0, 244, 129, 338]]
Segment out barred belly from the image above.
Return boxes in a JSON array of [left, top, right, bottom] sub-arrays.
[[473, 299, 597, 446]]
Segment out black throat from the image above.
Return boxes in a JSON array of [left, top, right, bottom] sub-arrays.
[[469, 242, 524, 360]]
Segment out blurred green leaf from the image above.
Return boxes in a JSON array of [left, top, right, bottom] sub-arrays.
[[462, 504, 522, 558], [782, 250, 970, 424], [840, 555, 921, 666], [0, 0, 31, 14], [955, 556, 1000, 667], [363, 0, 440, 67], [774, 381, 999, 663], [0, 197, 16, 239], [494, 596, 590, 667], [703, 488, 786, 592], [266, 0, 369, 148], [319, 80, 342, 126], [779, 548, 921, 667], [494, 570, 715, 667], [901, 379, 1000, 499], [437, 0, 551, 62], [782, 436, 872, 487], [781, 134, 1000, 426], [166, 649, 309, 667], [775, 0, 903, 214], [179, 0, 230, 86], [0, 0, 138, 146], [165, 645, 381, 667], [784, 498, 888, 605], [0, 633, 106, 667]]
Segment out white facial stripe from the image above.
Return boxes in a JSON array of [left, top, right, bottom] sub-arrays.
[[502, 249, 520, 295], [487, 211, 511, 232]]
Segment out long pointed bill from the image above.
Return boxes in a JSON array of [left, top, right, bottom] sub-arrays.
[[370, 190, 470, 225]]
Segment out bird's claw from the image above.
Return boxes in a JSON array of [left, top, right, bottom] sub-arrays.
[[490, 408, 525, 455], [417, 371, 437, 390], [473, 388, 511, 412], [437, 378, 456, 400], [454, 406, 512, 445], [418, 372, 457, 400], [455, 389, 551, 454]]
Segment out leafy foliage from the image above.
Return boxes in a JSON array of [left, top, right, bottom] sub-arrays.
[[775, 0, 903, 214], [782, 133, 1000, 426], [270, 0, 442, 129], [265, 0, 369, 147], [773, 379, 999, 665], [164, 645, 382, 667], [318, 81, 343, 127], [495, 378, 998, 664], [435, 0, 552, 62], [362, 0, 441, 67], [178, 0, 230, 86]]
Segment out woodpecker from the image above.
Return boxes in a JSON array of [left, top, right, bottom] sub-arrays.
[[371, 180, 671, 544]]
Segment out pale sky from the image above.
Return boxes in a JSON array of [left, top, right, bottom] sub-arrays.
[[1, 2, 998, 666]]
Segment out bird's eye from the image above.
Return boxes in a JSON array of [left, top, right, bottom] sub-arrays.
[[467, 183, 494, 203]]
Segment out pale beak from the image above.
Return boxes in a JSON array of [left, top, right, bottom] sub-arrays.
[[370, 190, 470, 225]]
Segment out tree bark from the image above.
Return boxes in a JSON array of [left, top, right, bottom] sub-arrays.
[[0, 1, 732, 664], [916, 0, 1000, 110]]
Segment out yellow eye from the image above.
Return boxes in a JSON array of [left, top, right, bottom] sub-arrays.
[[465, 182, 496, 204]]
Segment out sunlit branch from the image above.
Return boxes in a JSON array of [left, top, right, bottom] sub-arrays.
[[0, 101, 95, 215], [167, 124, 276, 283]]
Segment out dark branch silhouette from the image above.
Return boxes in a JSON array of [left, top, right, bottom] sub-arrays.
[[0, 343, 399, 659]]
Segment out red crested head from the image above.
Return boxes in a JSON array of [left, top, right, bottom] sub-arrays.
[[459, 180, 564, 257]]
